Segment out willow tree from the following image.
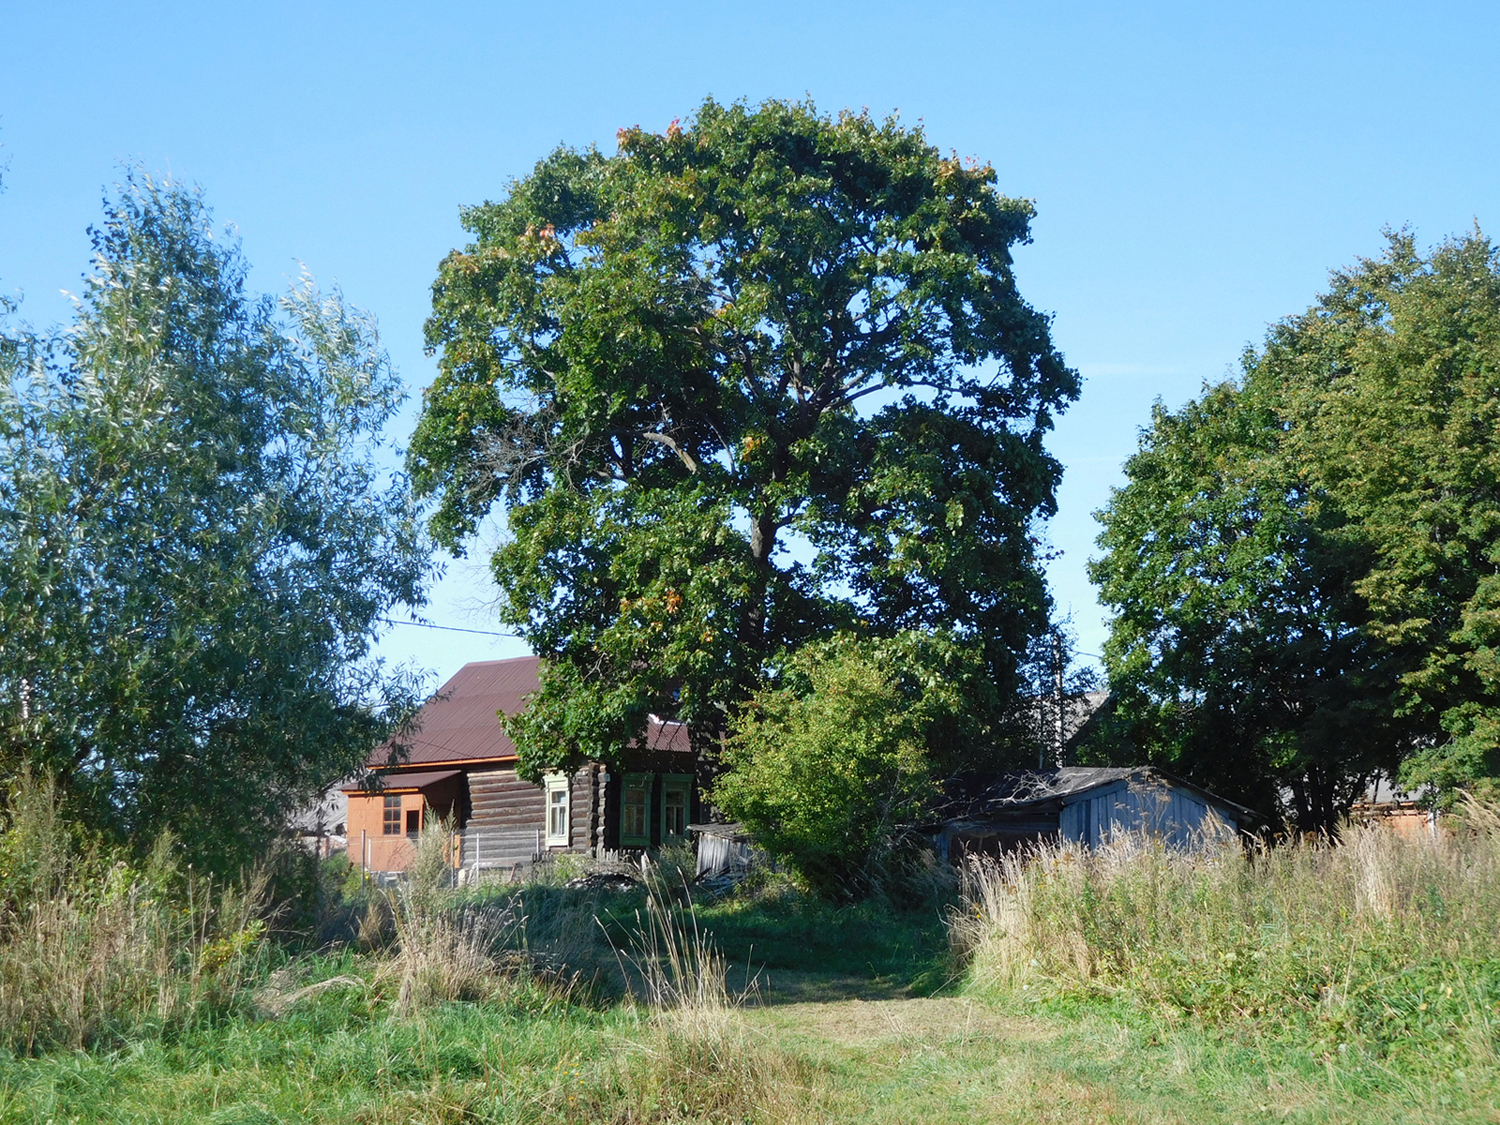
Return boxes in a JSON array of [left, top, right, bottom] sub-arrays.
[[0, 175, 430, 870], [411, 99, 1078, 776]]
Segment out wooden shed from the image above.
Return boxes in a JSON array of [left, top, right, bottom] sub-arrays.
[[929, 766, 1258, 860]]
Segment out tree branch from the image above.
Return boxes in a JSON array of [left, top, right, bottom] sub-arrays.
[[641, 431, 698, 473]]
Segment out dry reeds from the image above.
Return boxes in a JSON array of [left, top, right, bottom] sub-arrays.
[[952, 805, 1500, 1066], [375, 824, 525, 1013]]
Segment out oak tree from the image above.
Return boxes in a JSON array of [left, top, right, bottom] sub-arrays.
[[410, 99, 1079, 776]]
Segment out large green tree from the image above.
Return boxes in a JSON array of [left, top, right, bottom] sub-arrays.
[[0, 174, 430, 870], [410, 99, 1079, 776], [1090, 379, 1412, 829], [1092, 231, 1500, 824], [1276, 231, 1500, 798]]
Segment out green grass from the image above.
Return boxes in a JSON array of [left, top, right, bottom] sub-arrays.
[[5, 802, 1500, 1122], [5, 965, 1495, 1123]]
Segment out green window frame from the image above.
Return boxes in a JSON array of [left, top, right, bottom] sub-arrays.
[[621, 772, 651, 847], [661, 774, 691, 841]]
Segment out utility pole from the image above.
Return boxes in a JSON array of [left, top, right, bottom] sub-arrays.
[[1054, 632, 1065, 769]]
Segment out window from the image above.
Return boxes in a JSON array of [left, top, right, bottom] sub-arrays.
[[382, 794, 402, 835], [661, 774, 691, 840], [621, 773, 651, 846], [545, 773, 570, 847], [405, 808, 422, 838]]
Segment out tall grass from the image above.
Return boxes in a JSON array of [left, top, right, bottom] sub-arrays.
[[565, 865, 817, 1124], [953, 807, 1500, 1070], [375, 824, 529, 1013], [0, 774, 267, 1053]]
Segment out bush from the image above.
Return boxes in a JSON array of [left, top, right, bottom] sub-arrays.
[[713, 632, 982, 897]]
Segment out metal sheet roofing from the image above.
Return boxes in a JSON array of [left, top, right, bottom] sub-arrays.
[[369, 656, 539, 767], [367, 655, 692, 768], [937, 766, 1259, 824], [340, 768, 462, 794]]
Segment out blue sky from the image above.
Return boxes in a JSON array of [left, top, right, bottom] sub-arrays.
[[4, 1, 1499, 687]]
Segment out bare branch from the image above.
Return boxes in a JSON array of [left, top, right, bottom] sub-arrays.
[[641, 430, 698, 473]]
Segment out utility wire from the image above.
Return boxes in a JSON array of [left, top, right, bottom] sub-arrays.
[[379, 618, 518, 639]]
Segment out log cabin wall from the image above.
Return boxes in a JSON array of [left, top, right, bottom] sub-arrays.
[[468, 768, 545, 833]]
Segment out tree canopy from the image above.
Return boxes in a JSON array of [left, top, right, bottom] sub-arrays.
[[0, 175, 430, 870], [410, 99, 1078, 776], [1091, 231, 1500, 825]]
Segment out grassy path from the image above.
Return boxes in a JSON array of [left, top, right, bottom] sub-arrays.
[[3, 880, 1495, 1124], [737, 991, 1498, 1124], [2, 971, 1495, 1123]]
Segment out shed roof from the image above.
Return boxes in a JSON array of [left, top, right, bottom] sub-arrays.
[[368, 655, 691, 769], [340, 768, 462, 794], [937, 766, 1259, 825]]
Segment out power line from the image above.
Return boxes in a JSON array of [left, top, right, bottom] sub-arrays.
[[379, 618, 518, 639]]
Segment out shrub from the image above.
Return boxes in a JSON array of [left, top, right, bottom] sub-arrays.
[[714, 632, 984, 897]]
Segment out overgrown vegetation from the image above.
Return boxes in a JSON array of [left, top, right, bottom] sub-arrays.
[[953, 808, 1500, 1098], [0, 774, 269, 1054], [5, 786, 1500, 1122]]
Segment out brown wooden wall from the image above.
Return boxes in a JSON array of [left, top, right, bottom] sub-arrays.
[[468, 766, 602, 852], [468, 768, 545, 831]]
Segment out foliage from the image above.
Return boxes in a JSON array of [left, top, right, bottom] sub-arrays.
[[1092, 231, 1500, 820], [0, 172, 430, 869], [713, 631, 982, 895], [1089, 378, 1409, 827], [410, 98, 1078, 776], [1270, 232, 1500, 797]]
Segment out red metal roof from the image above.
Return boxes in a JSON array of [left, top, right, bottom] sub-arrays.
[[369, 655, 692, 768], [370, 656, 540, 767], [643, 714, 692, 753]]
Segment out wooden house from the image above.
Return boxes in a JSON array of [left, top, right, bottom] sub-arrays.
[[929, 766, 1258, 859], [343, 656, 699, 874]]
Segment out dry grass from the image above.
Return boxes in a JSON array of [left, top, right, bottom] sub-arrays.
[[370, 825, 529, 1013], [531, 862, 824, 1123], [952, 804, 1500, 1075], [0, 774, 267, 1053]]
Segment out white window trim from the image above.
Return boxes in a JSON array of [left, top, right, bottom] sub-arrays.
[[544, 772, 570, 847]]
